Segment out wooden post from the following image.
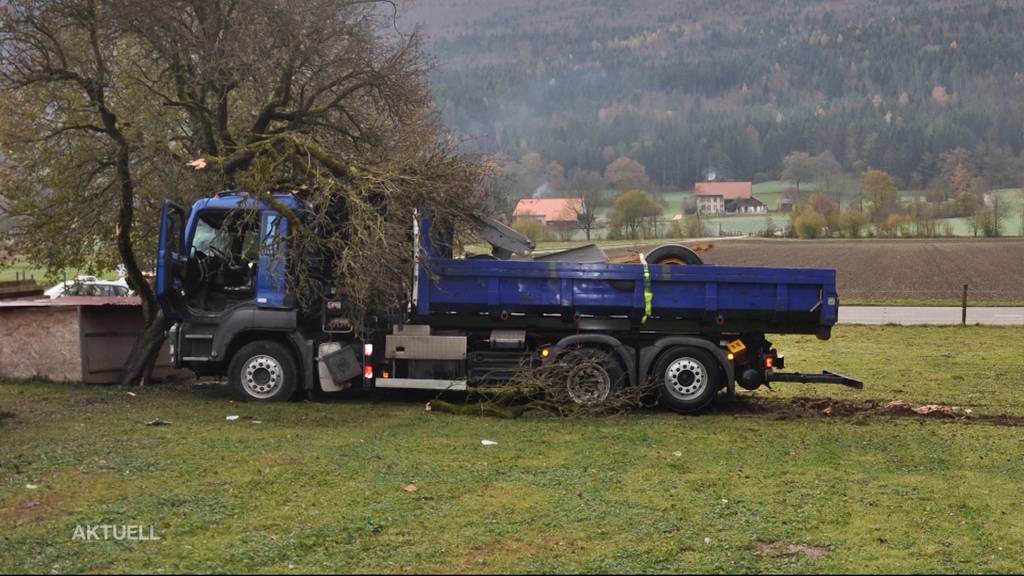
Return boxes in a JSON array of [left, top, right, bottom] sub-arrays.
[[961, 284, 968, 326]]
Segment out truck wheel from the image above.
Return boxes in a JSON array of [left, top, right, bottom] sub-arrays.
[[653, 346, 720, 413], [645, 244, 703, 266], [228, 340, 298, 402], [561, 347, 625, 405]]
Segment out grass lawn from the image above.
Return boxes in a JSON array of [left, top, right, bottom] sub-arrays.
[[2, 325, 1024, 573], [0, 258, 119, 283]]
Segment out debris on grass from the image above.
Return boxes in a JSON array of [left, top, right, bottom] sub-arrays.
[[25, 484, 38, 490], [717, 396, 1024, 425], [481, 439, 497, 446], [144, 418, 169, 426], [226, 415, 240, 421], [754, 541, 831, 559], [402, 484, 418, 493], [427, 360, 656, 419], [883, 400, 958, 418]]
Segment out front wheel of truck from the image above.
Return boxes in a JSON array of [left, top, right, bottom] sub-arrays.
[[653, 346, 721, 413], [228, 340, 298, 402]]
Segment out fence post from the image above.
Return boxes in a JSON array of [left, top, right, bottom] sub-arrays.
[[961, 284, 968, 326]]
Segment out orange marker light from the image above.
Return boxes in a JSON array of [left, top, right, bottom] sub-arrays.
[[764, 356, 774, 369], [363, 365, 373, 379]]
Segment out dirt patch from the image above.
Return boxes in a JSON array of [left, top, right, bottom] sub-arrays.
[[754, 541, 831, 559], [0, 494, 61, 526], [0, 470, 125, 528], [457, 535, 586, 571], [715, 396, 1024, 427]]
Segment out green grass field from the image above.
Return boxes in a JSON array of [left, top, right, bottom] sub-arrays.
[[0, 260, 119, 283], [2, 325, 1023, 573]]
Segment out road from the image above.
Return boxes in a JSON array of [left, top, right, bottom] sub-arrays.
[[840, 306, 1024, 326]]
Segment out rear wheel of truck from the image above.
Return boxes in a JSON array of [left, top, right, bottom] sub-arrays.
[[653, 346, 720, 413], [228, 340, 298, 402], [561, 347, 625, 405]]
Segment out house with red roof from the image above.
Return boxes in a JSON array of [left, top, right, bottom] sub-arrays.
[[693, 181, 765, 214], [513, 198, 585, 227]]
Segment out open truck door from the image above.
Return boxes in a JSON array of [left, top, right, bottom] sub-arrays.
[[156, 199, 187, 321]]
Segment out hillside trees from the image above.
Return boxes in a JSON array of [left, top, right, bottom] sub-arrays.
[[605, 157, 650, 191], [0, 0, 482, 384], [422, 1, 1024, 191]]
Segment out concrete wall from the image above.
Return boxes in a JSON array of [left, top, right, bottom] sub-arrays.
[[0, 307, 82, 381]]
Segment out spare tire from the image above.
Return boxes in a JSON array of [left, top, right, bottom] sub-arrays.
[[645, 244, 703, 266]]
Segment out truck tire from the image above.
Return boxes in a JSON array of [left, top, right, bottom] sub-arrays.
[[228, 340, 299, 402], [652, 346, 720, 413], [645, 244, 703, 266], [560, 347, 625, 405]]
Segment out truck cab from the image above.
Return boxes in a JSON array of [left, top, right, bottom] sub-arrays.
[[157, 192, 323, 400]]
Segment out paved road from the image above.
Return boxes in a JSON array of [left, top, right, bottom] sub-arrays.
[[840, 306, 1024, 326]]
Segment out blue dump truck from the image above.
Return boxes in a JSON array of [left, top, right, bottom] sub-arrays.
[[156, 191, 861, 413]]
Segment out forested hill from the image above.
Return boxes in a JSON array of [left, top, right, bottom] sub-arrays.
[[402, 0, 1024, 190]]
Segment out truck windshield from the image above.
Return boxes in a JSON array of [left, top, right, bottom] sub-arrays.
[[191, 212, 259, 262]]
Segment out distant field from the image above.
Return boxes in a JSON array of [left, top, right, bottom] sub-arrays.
[[696, 237, 1024, 304]]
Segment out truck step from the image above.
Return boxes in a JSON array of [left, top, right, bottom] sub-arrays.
[[375, 378, 467, 391]]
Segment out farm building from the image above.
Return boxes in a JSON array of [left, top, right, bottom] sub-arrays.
[[726, 196, 768, 214], [512, 197, 585, 234], [693, 181, 756, 215]]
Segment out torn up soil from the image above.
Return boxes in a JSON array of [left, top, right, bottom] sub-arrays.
[[715, 396, 1024, 427]]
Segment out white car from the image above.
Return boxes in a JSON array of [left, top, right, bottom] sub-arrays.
[[45, 276, 133, 299]]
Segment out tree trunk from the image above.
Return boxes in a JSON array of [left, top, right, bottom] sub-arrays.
[[119, 308, 167, 386], [108, 133, 167, 386]]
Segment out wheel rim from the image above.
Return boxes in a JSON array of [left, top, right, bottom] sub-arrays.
[[566, 363, 612, 405], [241, 354, 284, 399], [664, 357, 708, 401]]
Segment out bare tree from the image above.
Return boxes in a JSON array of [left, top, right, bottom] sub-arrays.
[[569, 170, 604, 241]]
